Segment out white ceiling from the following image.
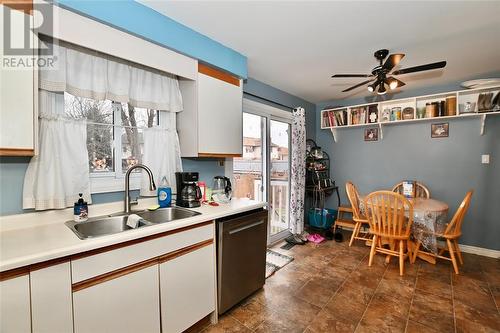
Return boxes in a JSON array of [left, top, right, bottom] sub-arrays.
[[140, 1, 500, 104]]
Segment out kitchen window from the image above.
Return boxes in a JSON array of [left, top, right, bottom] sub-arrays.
[[64, 92, 162, 193]]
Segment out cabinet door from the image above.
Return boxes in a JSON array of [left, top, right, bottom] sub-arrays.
[[0, 274, 31, 333], [0, 5, 35, 155], [160, 243, 216, 333], [73, 264, 160, 333], [30, 262, 73, 333], [197, 73, 242, 156]]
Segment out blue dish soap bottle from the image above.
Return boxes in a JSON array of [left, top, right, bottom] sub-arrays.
[[73, 193, 88, 222], [157, 177, 172, 208]]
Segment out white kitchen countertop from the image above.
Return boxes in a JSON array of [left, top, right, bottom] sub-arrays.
[[0, 198, 267, 272]]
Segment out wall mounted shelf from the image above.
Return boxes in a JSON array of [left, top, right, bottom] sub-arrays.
[[321, 85, 500, 142]]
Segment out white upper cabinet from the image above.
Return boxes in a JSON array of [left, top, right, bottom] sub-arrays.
[[178, 64, 243, 157], [0, 5, 36, 156]]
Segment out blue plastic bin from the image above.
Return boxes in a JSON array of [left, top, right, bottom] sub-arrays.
[[308, 208, 338, 229]]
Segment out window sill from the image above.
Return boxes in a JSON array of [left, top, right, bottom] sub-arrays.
[[90, 174, 141, 194]]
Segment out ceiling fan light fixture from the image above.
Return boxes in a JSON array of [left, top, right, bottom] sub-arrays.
[[367, 82, 376, 92], [389, 79, 398, 90], [377, 83, 387, 95]]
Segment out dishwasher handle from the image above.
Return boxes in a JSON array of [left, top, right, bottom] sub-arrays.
[[228, 220, 264, 235]]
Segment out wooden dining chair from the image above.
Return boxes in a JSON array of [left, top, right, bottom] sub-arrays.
[[411, 191, 473, 274], [392, 181, 431, 199], [345, 182, 371, 247], [365, 191, 413, 276], [332, 205, 355, 234]]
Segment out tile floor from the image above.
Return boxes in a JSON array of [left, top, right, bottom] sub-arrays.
[[199, 231, 500, 333]]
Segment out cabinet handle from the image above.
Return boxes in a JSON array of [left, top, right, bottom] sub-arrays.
[[229, 220, 264, 235]]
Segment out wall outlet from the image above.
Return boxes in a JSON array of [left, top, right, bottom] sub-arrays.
[[218, 160, 225, 167], [481, 154, 490, 164]]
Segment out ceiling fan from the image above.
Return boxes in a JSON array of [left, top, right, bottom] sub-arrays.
[[331, 49, 446, 95]]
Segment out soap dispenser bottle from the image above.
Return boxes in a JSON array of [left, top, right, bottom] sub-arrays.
[[157, 177, 172, 208], [73, 193, 88, 222]]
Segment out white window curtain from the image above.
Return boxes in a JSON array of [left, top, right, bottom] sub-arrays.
[[40, 40, 183, 112], [23, 90, 91, 210], [140, 112, 183, 196], [289, 107, 306, 234], [23, 39, 184, 210]]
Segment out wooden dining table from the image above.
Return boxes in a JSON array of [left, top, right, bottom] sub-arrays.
[[359, 196, 449, 264]]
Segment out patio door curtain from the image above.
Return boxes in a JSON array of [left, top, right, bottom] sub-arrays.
[[289, 107, 306, 234]]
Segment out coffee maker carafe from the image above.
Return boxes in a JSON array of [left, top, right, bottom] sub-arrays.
[[175, 172, 202, 208]]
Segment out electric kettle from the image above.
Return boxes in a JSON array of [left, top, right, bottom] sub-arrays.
[[212, 176, 232, 203]]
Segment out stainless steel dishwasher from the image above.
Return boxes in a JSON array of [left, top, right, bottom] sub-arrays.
[[216, 208, 268, 314]]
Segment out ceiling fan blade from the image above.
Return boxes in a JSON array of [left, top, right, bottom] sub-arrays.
[[383, 54, 405, 71], [342, 79, 374, 92], [392, 61, 447, 75], [332, 74, 372, 78]]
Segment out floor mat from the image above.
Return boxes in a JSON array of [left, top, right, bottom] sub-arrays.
[[280, 242, 295, 250], [265, 249, 294, 278]]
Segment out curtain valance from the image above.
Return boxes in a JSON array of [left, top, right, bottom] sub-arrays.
[[40, 41, 183, 112]]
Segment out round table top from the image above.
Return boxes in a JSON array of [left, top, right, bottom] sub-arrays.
[[359, 195, 449, 213], [410, 198, 449, 212]]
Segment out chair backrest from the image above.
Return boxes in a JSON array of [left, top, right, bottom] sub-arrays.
[[444, 191, 473, 238], [392, 181, 430, 199], [346, 181, 364, 221], [364, 191, 413, 239]]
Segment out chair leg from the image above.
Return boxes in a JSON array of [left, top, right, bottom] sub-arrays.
[[386, 240, 395, 264], [369, 235, 377, 267], [399, 240, 405, 276], [407, 240, 413, 264], [447, 239, 459, 274], [412, 241, 421, 264], [454, 240, 464, 265], [349, 222, 360, 247]]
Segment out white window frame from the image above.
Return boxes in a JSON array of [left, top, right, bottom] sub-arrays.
[[89, 104, 167, 194]]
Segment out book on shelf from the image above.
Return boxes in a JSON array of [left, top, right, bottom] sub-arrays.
[[350, 107, 368, 125], [322, 109, 348, 127]]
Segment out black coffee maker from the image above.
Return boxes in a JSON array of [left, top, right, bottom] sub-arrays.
[[175, 172, 202, 208]]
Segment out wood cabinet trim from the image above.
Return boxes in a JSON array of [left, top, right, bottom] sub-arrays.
[[198, 153, 242, 158], [158, 239, 213, 264], [1, 0, 33, 16], [72, 257, 159, 292], [0, 221, 213, 276], [198, 63, 240, 87], [0, 148, 35, 156], [72, 239, 213, 292], [0, 266, 30, 282]]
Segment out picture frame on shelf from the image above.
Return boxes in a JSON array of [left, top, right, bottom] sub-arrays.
[[431, 123, 449, 138], [364, 128, 379, 141]]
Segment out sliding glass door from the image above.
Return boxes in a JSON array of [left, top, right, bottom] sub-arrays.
[[269, 119, 291, 239], [233, 100, 292, 244], [233, 113, 267, 202]]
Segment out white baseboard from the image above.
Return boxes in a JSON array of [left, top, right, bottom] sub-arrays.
[[458, 244, 500, 259]]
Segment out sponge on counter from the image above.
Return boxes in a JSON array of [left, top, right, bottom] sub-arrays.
[[148, 205, 160, 211]]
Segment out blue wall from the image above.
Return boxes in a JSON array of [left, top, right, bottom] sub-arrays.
[[244, 78, 316, 139], [56, 0, 247, 78], [315, 77, 500, 250]]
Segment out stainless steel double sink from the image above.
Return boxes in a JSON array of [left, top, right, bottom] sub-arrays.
[[65, 207, 201, 240]]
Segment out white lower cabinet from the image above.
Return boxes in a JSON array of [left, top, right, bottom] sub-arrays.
[[0, 274, 31, 333], [159, 243, 216, 333], [30, 262, 73, 333], [73, 264, 161, 333]]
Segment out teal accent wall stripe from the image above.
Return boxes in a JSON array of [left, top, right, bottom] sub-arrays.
[[56, 0, 248, 78]]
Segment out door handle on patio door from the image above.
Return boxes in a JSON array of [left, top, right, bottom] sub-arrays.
[[229, 220, 264, 235]]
